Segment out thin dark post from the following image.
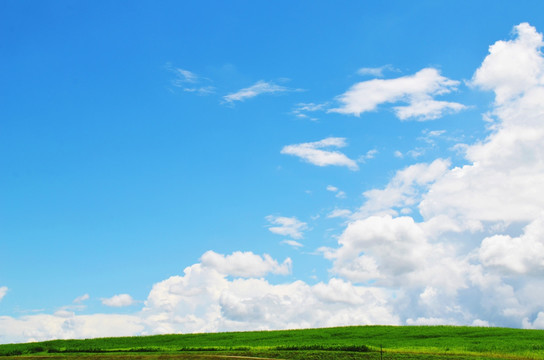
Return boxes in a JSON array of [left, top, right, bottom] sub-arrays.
[[380, 344, 383, 360]]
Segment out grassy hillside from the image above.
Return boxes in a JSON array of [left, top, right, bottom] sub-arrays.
[[1, 325, 543, 359]]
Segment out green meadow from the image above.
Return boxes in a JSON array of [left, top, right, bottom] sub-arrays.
[[1, 326, 543, 359]]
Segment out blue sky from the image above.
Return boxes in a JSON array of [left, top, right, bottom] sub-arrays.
[[2, 1, 544, 342]]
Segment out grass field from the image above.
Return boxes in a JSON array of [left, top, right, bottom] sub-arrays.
[[1, 326, 543, 359]]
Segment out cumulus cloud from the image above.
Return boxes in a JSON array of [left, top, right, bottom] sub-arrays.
[[356, 159, 451, 218], [281, 137, 359, 170], [472, 22, 544, 104], [102, 294, 135, 307], [479, 214, 544, 275], [330, 68, 466, 120], [420, 23, 544, 229], [200, 250, 292, 277], [326, 215, 467, 294], [223, 81, 291, 103], [141, 263, 399, 335], [0, 287, 7, 302], [266, 215, 307, 239], [0, 251, 400, 343], [327, 22, 544, 328]]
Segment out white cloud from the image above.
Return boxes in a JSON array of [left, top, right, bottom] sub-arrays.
[[394, 99, 466, 121], [523, 312, 544, 329], [356, 159, 451, 218], [472, 22, 544, 104], [426, 129, 446, 138], [358, 149, 378, 163], [479, 214, 544, 275], [223, 81, 291, 104], [0, 314, 143, 344], [324, 22, 544, 329], [406, 317, 458, 326], [266, 215, 307, 239], [102, 294, 135, 307], [472, 319, 491, 327], [141, 262, 399, 335], [328, 215, 467, 292], [292, 102, 328, 120], [330, 68, 466, 120], [200, 250, 292, 277], [420, 23, 544, 228], [281, 137, 359, 170], [0, 287, 7, 301], [327, 209, 352, 218], [73, 294, 89, 304], [167, 64, 215, 95], [173, 68, 198, 83], [281, 240, 303, 248], [326, 185, 346, 198], [357, 65, 397, 77]]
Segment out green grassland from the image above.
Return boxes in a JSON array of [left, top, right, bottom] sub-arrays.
[[1, 326, 543, 359]]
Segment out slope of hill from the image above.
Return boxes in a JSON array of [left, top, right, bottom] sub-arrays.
[[1, 325, 543, 359]]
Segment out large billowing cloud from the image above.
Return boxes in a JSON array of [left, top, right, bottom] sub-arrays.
[[0, 251, 398, 343], [2, 23, 544, 344], [140, 261, 398, 335], [329, 22, 544, 328]]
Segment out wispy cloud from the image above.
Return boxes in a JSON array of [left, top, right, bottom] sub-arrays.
[[0, 286, 7, 301], [281, 137, 359, 170], [358, 149, 378, 163], [166, 64, 215, 95], [292, 102, 328, 120], [266, 215, 308, 239], [357, 64, 398, 77], [73, 294, 89, 304], [102, 294, 135, 307], [327, 185, 346, 198], [327, 209, 352, 218], [223, 80, 293, 104], [281, 239, 303, 248], [330, 68, 466, 121], [172, 68, 198, 84]]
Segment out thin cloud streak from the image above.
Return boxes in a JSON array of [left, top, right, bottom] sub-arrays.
[[223, 81, 292, 104], [281, 137, 359, 170]]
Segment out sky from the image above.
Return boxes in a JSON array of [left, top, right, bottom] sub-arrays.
[[2, 0, 544, 343]]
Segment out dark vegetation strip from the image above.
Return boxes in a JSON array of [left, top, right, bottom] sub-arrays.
[[0, 345, 370, 356]]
